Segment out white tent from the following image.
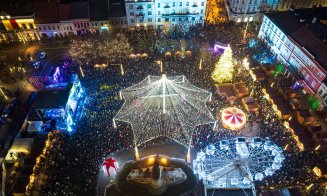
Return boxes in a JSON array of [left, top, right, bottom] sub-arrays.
[[114, 75, 214, 146]]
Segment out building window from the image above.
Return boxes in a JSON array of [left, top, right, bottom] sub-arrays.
[[201, 2, 204, 6], [129, 5, 133, 9], [158, 18, 161, 22], [172, 18, 175, 21], [186, 2, 189, 6], [158, 3, 160, 7], [192, 17, 195, 21], [165, 18, 169, 22], [200, 16, 203, 20], [305, 74, 310, 81], [158, 11, 161, 15], [130, 12, 134, 16], [148, 18, 152, 22], [311, 80, 317, 88], [140, 18, 144, 23], [148, 11, 152, 15], [180, 2, 182, 6], [173, 2, 175, 7], [57, 26, 60, 30], [131, 19, 135, 23], [147, 4, 151, 8], [29, 23, 34, 29], [201, 9, 203, 14]]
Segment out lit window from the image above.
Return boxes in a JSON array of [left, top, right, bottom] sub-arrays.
[[249, 17, 253, 21]]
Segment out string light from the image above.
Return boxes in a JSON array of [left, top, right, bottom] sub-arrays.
[[211, 45, 234, 83]]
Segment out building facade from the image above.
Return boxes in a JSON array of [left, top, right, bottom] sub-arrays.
[[258, 8, 327, 108], [226, 0, 327, 22], [0, 13, 39, 43], [124, 0, 206, 30]]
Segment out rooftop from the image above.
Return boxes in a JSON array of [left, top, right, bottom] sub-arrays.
[[265, 7, 327, 71], [109, 0, 126, 17], [70, 1, 89, 19], [89, 0, 109, 20]]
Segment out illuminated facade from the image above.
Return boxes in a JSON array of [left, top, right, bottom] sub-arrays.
[[36, 22, 75, 38], [258, 8, 327, 108], [0, 14, 39, 43], [27, 74, 85, 133], [225, 0, 327, 22], [124, 0, 206, 30]]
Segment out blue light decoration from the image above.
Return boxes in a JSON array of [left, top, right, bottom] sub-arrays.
[[291, 80, 304, 91], [248, 38, 258, 48], [214, 42, 228, 52], [53, 66, 61, 82], [45, 109, 64, 118], [100, 26, 109, 31]]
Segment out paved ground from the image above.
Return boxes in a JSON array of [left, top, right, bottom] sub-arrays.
[[96, 142, 197, 196]]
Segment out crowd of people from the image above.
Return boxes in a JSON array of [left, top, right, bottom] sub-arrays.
[[27, 26, 326, 196]]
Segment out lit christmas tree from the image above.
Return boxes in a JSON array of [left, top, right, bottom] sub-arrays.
[[211, 45, 234, 83]]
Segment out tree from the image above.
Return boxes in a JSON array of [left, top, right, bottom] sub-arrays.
[[69, 34, 133, 66], [211, 45, 234, 83], [107, 34, 133, 63]]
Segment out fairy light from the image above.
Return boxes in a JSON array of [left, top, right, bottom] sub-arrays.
[[212, 45, 234, 83]]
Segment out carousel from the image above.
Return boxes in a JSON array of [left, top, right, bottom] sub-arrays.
[[221, 107, 246, 130]]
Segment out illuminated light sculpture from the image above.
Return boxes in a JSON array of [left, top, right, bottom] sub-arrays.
[[114, 75, 214, 146], [193, 138, 285, 196], [221, 107, 246, 130], [211, 45, 234, 83], [102, 157, 119, 177]]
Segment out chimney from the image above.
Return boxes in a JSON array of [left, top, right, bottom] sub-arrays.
[[312, 17, 317, 23]]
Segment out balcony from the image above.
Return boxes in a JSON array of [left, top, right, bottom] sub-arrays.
[[136, 13, 145, 17], [162, 12, 199, 16]]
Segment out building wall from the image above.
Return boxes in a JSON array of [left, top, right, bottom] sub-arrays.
[[125, 0, 156, 30], [124, 0, 206, 30], [156, 0, 206, 28], [226, 0, 327, 22], [0, 17, 39, 42], [258, 15, 327, 105], [36, 22, 75, 38]]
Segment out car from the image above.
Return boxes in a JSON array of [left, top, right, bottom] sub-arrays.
[[39, 52, 46, 59]]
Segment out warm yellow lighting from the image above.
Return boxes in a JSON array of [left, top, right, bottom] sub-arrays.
[[313, 166, 322, 177], [120, 64, 124, 75], [79, 66, 85, 77], [0, 88, 8, 100], [160, 158, 167, 165], [212, 45, 233, 83], [284, 144, 288, 150], [315, 145, 320, 151], [306, 183, 314, 190], [199, 59, 202, 70], [148, 157, 155, 164]]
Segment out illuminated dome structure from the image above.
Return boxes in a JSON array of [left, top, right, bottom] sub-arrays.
[[114, 75, 214, 146], [193, 137, 285, 195], [221, 107, 246, 130]]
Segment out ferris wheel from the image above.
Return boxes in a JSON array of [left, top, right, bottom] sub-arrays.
[[193, 137, 285, 196]]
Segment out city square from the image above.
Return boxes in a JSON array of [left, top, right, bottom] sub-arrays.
[[0, 0, 327, 196]]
